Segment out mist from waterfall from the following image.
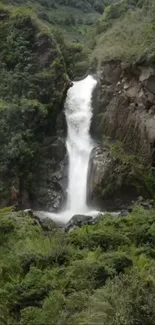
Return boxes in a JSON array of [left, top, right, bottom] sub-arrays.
[[35, 75, 99, 224]]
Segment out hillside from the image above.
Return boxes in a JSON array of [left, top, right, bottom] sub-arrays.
[[0, 0, 117, 40], [88, 0, 155, 66]]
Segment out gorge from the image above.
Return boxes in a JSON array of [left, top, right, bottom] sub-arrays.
[[1, 1, 155, 324]]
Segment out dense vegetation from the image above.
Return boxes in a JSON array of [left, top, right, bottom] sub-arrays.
[[1, 206, 155, 324], [0, 0, 117, 40], [0, 4, 70, 206], [89, 0, 155, 66]]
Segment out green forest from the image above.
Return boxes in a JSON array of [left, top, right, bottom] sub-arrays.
[[0, 0, 155, 324], [0, 0, 116, 40], [89, 0, 155, 66], [1, 206, 155, 324]]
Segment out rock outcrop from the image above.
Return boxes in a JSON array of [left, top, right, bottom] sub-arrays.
[[91, 61, 155, 165], [30, 130, 68, 212], [87, 145, 146, 211], [89, 61, 155, 209], [65, 214, 94, 232]]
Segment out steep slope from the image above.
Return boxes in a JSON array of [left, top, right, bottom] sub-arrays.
[[87, 0, 155, 207], [89, 0, 155, 65], [0, 5, 70, 209]]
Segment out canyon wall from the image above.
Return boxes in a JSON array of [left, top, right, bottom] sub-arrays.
[[92, 61, 155, 164], [88, 61, 155, 210]]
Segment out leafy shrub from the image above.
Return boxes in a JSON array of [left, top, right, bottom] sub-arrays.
[[1, 204, 155, 324]]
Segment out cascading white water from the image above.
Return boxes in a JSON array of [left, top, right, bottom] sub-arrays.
[[65, 75, 97, 214], [35, 75, 99, 224]]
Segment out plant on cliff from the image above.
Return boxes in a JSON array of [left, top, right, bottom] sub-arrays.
[[97, 139, 155, 200], [1, 206, 155, 324], [0, 5, 70, 206]]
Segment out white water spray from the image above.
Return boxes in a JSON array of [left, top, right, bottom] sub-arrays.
[[65, 75, 97, 214], [35, 75, 99, 224]]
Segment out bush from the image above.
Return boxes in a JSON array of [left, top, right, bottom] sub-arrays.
[[78, 269, 155, 325], [1, 206, 155, 324]]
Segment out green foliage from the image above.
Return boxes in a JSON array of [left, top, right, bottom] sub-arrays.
[[0, 6, 69, 204], [0, 0, 119, 43], [89, 0, 155, 65], [78, 269, 155, 325], [1, 206, 155, 324], [0, 0, 112, 41]]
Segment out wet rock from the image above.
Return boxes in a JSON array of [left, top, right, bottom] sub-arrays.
[[65, 214, 93, 231], [23, 209, 57, 231], [119, 210, 129, 217], [68, 225, 77, 233], [140, 201, 153, 209], [37, 217, 56, 232], [30, 132, 68, 212], [33, 213, 56, 232], [87, 146, 111, 204], [23, 209, 33, 217]]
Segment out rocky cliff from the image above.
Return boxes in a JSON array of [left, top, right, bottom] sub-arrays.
[[89, 61, 155, 210], [92, 61, 155, 164]]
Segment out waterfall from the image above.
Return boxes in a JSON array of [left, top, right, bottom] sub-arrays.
[[65, 75, 97, 214], [35, 75, 98, 224]]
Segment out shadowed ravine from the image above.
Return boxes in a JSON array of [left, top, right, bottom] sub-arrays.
[[35, 75, 101, 224]]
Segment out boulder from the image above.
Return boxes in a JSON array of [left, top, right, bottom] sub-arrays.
[[24, 209, 57, 232], [119, 210, 130, 217], [36, 217, 56, 232], [65, 214, 93, 231], [33, 213, 56, 232]]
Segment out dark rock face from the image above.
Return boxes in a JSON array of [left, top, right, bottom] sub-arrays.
[[29, 126, 68, 212], [87, 146, 111, 209], [89, 61, 155, 210], [91, 62, 155, 165], [87, 145, 148, 211], [87, 146, 111, 200]]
